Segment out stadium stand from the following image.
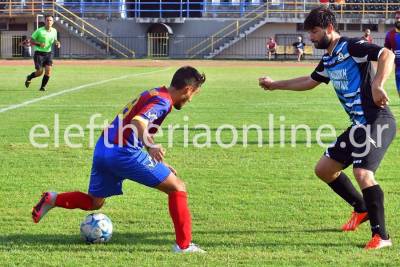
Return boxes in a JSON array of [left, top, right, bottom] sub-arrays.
[[0, 0, 398, 59]]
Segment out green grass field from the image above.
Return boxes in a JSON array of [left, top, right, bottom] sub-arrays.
[[0, 60, 400, 266]]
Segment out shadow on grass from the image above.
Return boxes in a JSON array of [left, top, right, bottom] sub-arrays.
[[0, 231, 172, 252], [0, 228, 360, 252], [300, 227, 341, 233], [193, 229, 360, 249], [195, 227, 341, 235]]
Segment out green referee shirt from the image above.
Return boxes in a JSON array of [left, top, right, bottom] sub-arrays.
[[31, 26, 58, 53]]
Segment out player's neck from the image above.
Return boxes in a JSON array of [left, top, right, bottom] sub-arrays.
[[168, 86, 180, 105], [45, 25, 52, 31], [327, 34, 341, 55]]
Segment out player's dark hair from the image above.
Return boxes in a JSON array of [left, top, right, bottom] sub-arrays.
[[304, 6, 337, 31], [44, 14, 54, 19], [171, 66, 206, 90]]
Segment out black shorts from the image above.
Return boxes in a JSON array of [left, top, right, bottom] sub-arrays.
[[33, 51, 53, 70], [324, 116, 396, 172]]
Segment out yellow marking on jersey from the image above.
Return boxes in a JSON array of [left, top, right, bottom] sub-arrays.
[[119, 97, 139, 120], [148, 89, 160, 96], [132, 115, 149, 126]]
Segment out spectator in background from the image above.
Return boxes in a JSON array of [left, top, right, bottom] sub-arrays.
[[19, 36, 32, 58], [361, 28, 373, 43], [319, 0, 329, 7], [292, 36, 305, 62], [384, 10, 400, 98], [266, 37, 277, 60]]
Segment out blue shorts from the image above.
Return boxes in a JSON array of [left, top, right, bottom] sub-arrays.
[[396, 71, 400, 93], [88, 136, 171, 198]]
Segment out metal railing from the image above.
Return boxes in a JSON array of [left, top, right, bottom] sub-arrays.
[[186, 2, 268, 58], [148, 32, 169, 57], [53, 2, 135, 58], [0, 1, 399, 19], [0, 35, 386, 59], [0, 0, 53, 16]]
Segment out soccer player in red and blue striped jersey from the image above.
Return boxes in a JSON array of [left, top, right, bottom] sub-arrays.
[[384, 10, 400, 98], [32, 66, 206, 253]]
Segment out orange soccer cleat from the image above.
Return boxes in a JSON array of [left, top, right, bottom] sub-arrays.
[[365, 234, 392, 250], [341, 211, 369, 231], [32, 192, 57, 223]]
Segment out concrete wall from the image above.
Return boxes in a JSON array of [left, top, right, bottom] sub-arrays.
[[215, 23, 298, 59], [86, 18, 235, 57], [57, 26, 107, 58], [0, 17, 107, 58], [0, 17, 35, 58]]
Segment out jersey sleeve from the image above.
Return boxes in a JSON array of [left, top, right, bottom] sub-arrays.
[[347, 38, 384, 62], [310, 59, 330, 84], [384, 31, 391, 49], [133, 97, 170, 124], [31, 29, 39, 40]]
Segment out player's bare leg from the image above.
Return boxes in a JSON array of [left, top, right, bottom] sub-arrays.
[[296, 51, 301, 62], [32, 191, 103, 223], [353, 168, 392, 250], [315, 156, 368, 231], [25, 68, 43, 88], [156, 172, 205, 253], [314, 156, 343, 183]]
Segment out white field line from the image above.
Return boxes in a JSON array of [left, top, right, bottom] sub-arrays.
[[0, 67, 172, 114]]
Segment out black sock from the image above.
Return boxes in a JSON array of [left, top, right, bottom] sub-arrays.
[[27, 72, 37, 80], [328, 172, 367, 213], [362, 185, 388, 239], [41, 75, 50, 89]]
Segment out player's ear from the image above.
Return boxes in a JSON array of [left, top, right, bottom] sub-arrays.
[[182, 85, 191, 94], [326, 23, 334, 34]]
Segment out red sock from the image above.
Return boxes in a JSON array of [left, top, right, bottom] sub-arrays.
[[168, 191, 192, 249], [55, 191, 94, 210]]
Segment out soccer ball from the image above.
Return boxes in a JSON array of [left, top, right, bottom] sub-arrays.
[[80, 213, 113, 243]]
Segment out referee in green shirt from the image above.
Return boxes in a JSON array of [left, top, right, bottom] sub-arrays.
[[25, 14, 60, 91]]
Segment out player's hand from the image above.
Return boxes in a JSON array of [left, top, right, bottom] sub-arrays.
[[372, 85, 389, 108], [55, 41, 61, 48], [164, 162, 177, 175], [259, 76, 275, 90], [39, 42, 45, 48], [147, 144, 165, 162]]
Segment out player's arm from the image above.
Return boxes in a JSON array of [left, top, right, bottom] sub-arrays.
[[54, 31, 61, 48], [348, 39, 394, 107], [131, 97, 170, 162], [30, 38, 45, 48], [259, 59, 328, 91], [131, 117, 176, 173], [55, 40, 61, 48], [259, 75, 320, 91], [19, 39, 29, 46], [30, 30, 45, 48], [131, 118, 165, 162], [384, 32, 391, 49], [371, 48, 395, 107]]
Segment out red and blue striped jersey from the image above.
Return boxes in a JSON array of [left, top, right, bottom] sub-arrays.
[[384, 29, 400, 71], [105, 86, 173, 148]]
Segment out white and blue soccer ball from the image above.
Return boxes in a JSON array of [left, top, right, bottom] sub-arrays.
[[80, 213, 113, 243]]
